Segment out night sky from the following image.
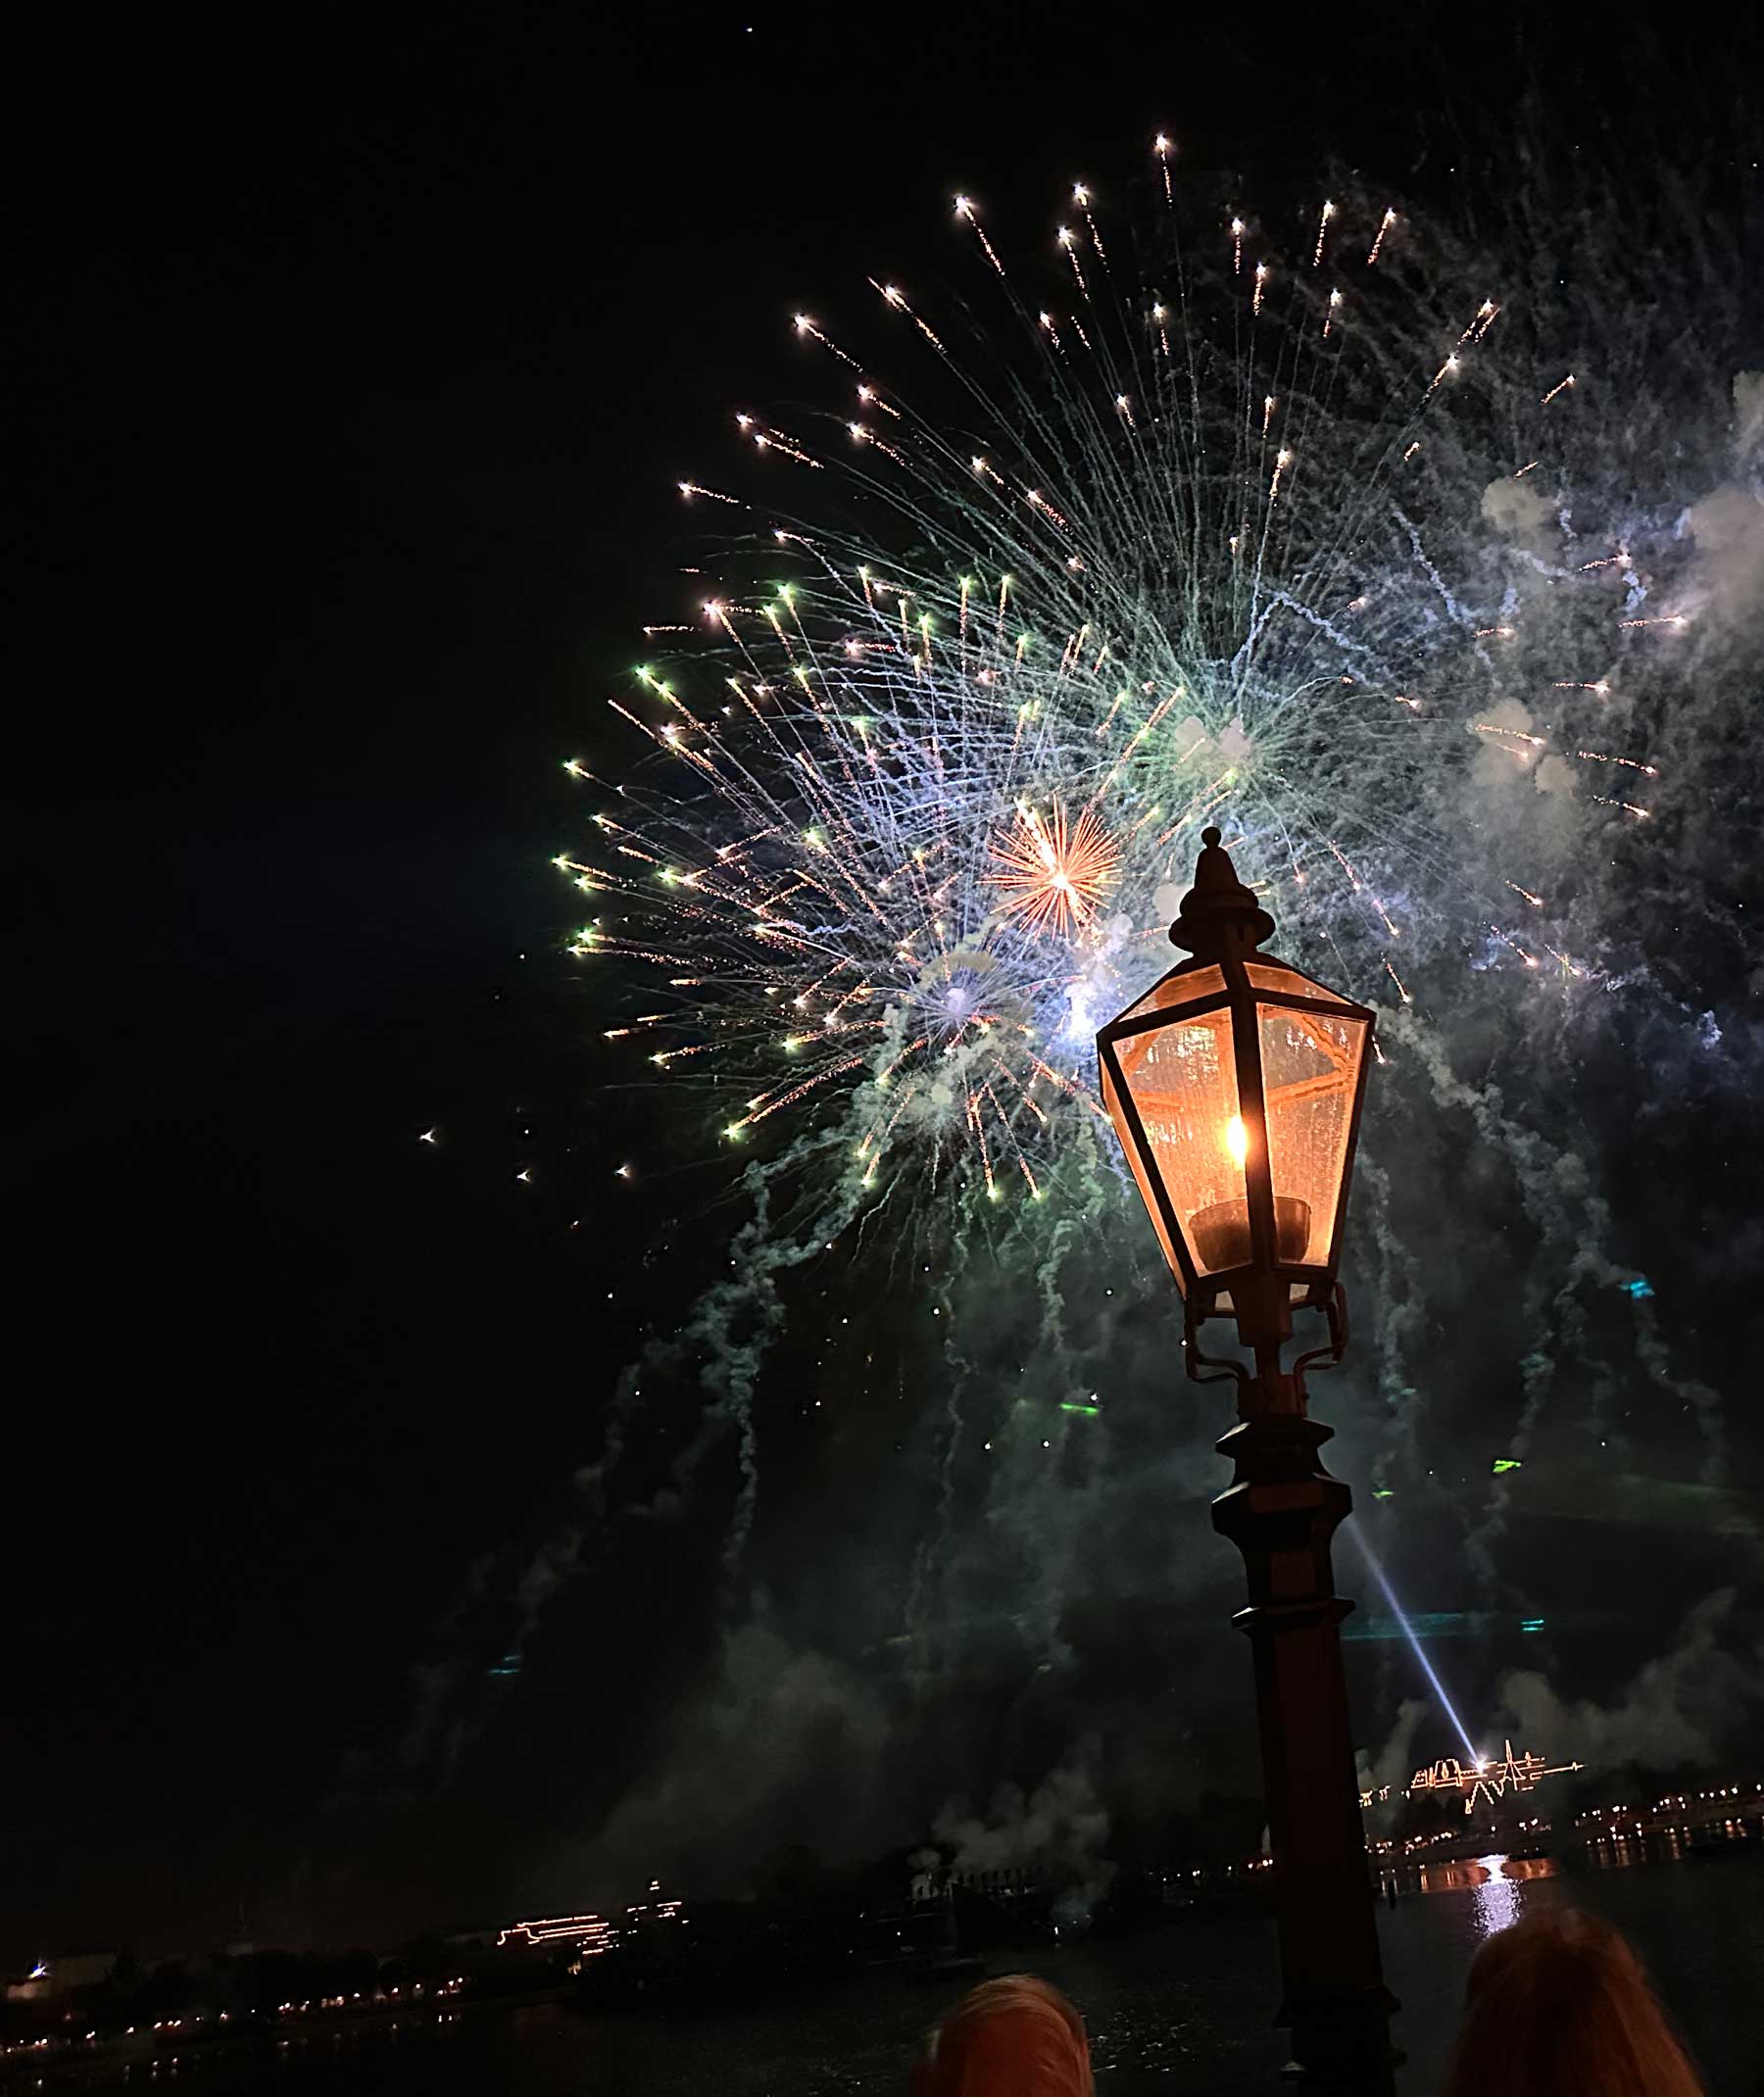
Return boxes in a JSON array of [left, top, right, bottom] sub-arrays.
[[6, 1, 1761, 1967]]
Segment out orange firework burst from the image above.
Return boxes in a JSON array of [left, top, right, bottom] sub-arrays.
[[987, 800, 1121, 935]]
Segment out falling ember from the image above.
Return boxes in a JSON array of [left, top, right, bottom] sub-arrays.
[[1577, 750, 1659, 776], [1252, 261, 1269, 315], [1154, 131, 1174, 207], [869, 278, 945, 349], [986, 801, 1122, 934], [1324, 288, 1344, 338], [1313, 199, 1336, 268], [1231, 216, 1245, 273], [1367, 207, 1396, 265], [1056, 225, 1089, 299], [794, 315, 860, 369], [1073, 182, 1106, 261], [1491, 925, 1542, 969], [955, 193, 1006, 276], [1542, 373, 1576, 406]]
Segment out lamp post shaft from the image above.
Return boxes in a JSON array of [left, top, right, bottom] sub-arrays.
[[1095, 828, 1393, 2084], [1212, 1407, 1398, 2093]]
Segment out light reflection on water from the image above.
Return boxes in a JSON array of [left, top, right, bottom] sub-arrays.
[[1467, 1854, 1553, 1937], [1413, 1851, 1561, 1938], [1471, 1863, 1520, 1937]]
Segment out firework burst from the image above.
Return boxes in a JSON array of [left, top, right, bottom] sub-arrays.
[[562, 136, 1691, 1231], [987, 800, 1122, 937]]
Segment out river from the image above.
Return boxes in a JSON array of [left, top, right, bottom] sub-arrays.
[[13, 1851, 1762, 2094]]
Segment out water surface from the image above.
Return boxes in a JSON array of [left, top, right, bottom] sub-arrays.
[[16, 1854, 1760, 2095]]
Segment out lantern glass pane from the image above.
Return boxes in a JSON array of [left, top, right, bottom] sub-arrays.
[[1100, 1058, 1182, 1284], [1115, 963, 1226, 1026], [1111, 1004, 1247, 1278], [1256, 1001, 1369, 1264], [1245, 958, 1360, 1010]]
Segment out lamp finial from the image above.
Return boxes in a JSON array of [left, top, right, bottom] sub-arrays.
[[1171, 823, 1275, 956]]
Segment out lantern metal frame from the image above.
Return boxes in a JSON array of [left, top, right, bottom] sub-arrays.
[[1096, 829, 1375, 1398]]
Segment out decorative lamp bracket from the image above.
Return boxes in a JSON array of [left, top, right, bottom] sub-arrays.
[[1293, 1285, 1350, 1389], [1183, 1298, 1250, 1390], [1184, 1285, 1351, 1409]]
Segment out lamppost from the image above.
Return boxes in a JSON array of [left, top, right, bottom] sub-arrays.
[[1096, 826, 1396, 2092]]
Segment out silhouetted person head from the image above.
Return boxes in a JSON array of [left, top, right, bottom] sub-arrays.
[[911, 1973, 1094, 2097], [1443, 1907, 1704, 2097]]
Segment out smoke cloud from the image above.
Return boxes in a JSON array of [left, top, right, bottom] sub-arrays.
[[934, 1751, 1116, 1923], [553, 1612, 892, 1903], [1492, 1588, 1764, 1774]]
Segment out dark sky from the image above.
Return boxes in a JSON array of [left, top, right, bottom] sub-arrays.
[[5, 1, 1760, 1965]]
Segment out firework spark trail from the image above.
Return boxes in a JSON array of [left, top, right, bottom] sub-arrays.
[[1367, 207, 1397, 266], [594, 216, 1651, 1213], [564, 145, 1744, 1577]]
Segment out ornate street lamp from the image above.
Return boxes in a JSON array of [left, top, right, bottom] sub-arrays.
[[1097, 826, 1396, 2091]]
